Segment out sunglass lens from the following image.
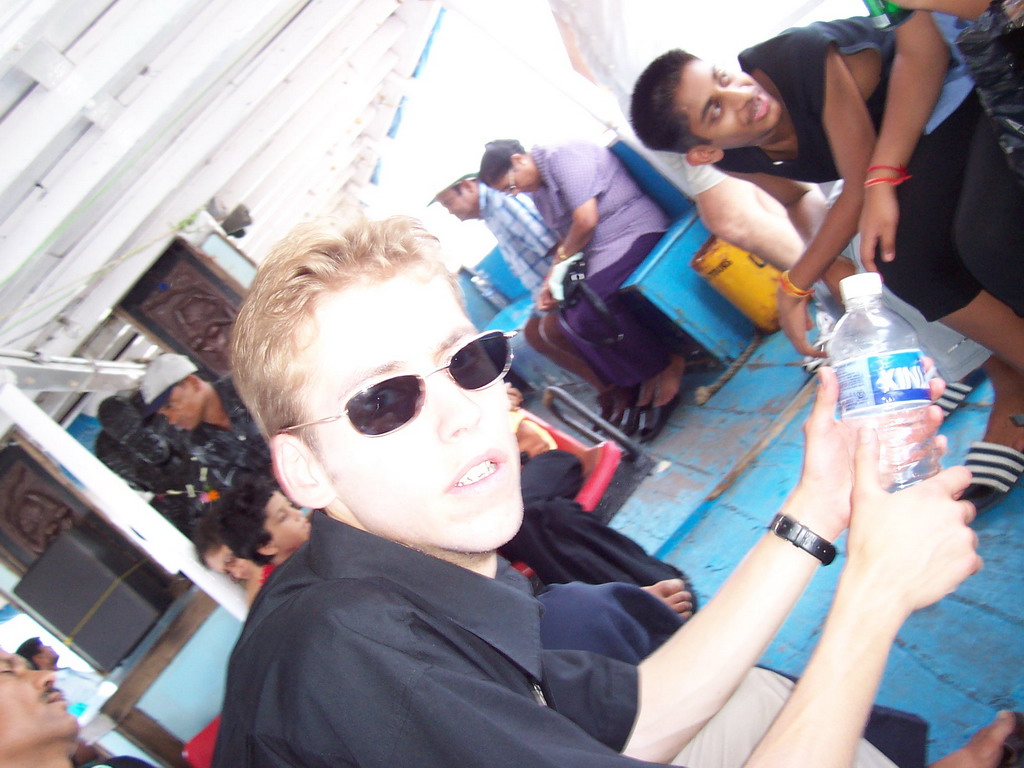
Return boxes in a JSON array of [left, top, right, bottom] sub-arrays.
[[449, 334, 510, 390], [347, 375, 424, 436]]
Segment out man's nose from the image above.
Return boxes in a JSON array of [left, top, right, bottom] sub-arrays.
[[722, 85, 747, 107], [427, 374, 484, 440], [30, 667, 58, 689]]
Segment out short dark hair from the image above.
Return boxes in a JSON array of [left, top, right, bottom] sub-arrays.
[[217, 473, 279, 565], [631, 49, 707, 153], [192, 508, 224, 561], [14, 637, 43, 668], [479, 139, 525, 187]]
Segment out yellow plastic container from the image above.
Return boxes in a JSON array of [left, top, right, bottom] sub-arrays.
[[691, 237, 781, 333]]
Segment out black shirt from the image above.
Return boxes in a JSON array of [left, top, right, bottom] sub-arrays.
[[213, 512, 654, 767], [187, 376, 271, 488], [716, 17, 895, 183]]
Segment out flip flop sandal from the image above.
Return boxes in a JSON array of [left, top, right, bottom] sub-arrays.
[[639, 394, 682, 444], [962, 442, 1024, 515], [999, 711, 1024, 768], [597, 387, 626, 428], [621, 403, 645, 437], [935, 380, 975, 418]]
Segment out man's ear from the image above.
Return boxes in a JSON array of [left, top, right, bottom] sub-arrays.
[[510, 153, 526, 167], [686, 144, 724, 167], [270, 432, 337, 511]]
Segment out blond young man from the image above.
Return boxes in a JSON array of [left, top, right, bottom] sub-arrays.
[[214, 215, 1011, 768]]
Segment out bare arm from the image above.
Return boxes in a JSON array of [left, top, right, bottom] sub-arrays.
[[559, 197, 599, 258], [896, 0, 988, 18], [787, 47, 879, 291], [696, 175, 823, 271], [723, 171, 833, 356], [729, 48, 879, 357], [725, 172, 827, 246], [625, 371, 976, 764], [623, 369, 862, 760], [744, 432, 978, 768], [860, 11, 949, 268], [537, 198, 599, 311]]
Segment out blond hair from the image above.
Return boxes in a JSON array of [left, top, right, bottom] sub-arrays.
[[231, 215, 456, 440]]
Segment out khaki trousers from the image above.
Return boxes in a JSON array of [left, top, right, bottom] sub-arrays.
[[672, 668, 896, 768]]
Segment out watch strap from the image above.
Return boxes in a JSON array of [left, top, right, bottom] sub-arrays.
[[768, 513, 836, 565]]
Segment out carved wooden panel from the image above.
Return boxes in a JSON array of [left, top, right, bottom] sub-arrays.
[[119, 238, 243, 377], [0, 444, 85, 571]]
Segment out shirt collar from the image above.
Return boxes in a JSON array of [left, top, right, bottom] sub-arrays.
[[528, 145, 557, 199], [304, 511, 546, 679], [478, 181, 499, 217]]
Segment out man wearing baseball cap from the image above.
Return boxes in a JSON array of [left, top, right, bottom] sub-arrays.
[[138, 353, 270, 490], [139, 353, 200, 423]]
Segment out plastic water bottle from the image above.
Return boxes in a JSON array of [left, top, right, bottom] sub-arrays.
[[829, 273, 940, 490]]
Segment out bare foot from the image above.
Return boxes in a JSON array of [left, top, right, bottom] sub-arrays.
[[643, 578, 694, 620], [637, 355, 688, 409], [929, 711, 1022, 768], [982, 357, 1024, 452]]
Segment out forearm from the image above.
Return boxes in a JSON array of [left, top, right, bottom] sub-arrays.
[[896, 0, 988, 18], [870, 12, 948, 171], [625, 488, 839, 762], [557, 199, 598, 259], [745, 566, 905, 768], [786, 189, 861, 290]]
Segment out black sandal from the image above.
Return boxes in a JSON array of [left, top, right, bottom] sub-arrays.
[[1000, 711, 1024, 768]]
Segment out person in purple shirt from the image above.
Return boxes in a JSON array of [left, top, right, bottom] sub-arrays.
[[480, 139, 685, 441]]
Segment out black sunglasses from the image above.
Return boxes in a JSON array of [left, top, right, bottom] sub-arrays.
[[281, 331, 515, 437]]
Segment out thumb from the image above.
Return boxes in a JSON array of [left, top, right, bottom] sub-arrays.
[[852, 425, 883, 498]]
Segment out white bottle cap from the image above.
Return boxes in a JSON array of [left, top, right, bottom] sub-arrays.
[[839, 272, 883, 304]]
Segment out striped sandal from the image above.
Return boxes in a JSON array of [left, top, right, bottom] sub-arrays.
[[962, 441, 1024, 514], [935, 380, 975, 418]]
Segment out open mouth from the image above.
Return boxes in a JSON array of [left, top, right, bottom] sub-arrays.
[[750, 93, 768, 122], [456, 460, 497, 487]]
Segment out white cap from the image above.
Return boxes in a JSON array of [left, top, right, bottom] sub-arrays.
[[140, 354, 198, 413], [839, 272, 883, 304]]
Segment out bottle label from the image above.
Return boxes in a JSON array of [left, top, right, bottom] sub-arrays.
[[835, 348, 930, 414]]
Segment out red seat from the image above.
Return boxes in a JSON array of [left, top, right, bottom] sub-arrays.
[[183, 714, 220, 768], [519, 410, 623, 513], [506, 410, 624, 579]]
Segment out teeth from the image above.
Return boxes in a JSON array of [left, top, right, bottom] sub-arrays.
[[456, 460, 496, 487]]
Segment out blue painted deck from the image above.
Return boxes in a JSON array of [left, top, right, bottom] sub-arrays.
[[530, 328, 1023, 762]]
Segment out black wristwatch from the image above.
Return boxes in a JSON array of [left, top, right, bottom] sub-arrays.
[[768, 513, 837, 565]]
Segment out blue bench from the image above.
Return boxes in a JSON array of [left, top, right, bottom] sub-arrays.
[[609, 140, 756, 365], [458, 140, 758, 383]]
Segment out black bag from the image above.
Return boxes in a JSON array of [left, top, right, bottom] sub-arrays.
[[956, 0, 1024, 186], [557, 255, 625, 346]]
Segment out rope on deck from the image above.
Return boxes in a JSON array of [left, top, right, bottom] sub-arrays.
[[693, 332, 764, 406]]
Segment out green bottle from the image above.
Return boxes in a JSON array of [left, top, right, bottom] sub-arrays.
[[862, 0, 912, 29]]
